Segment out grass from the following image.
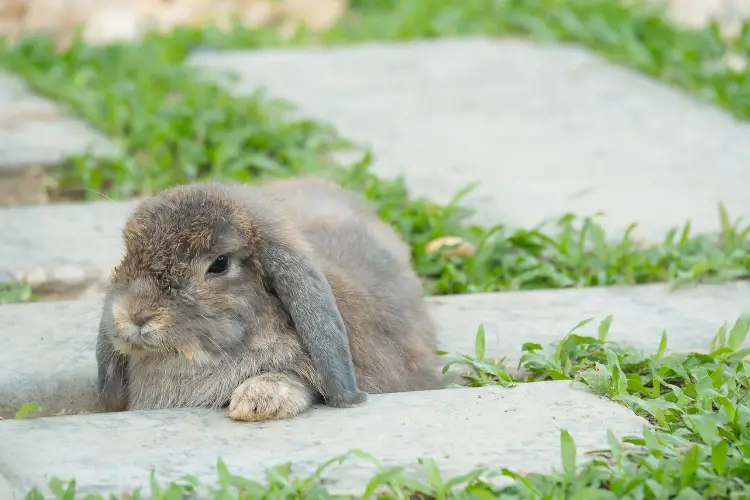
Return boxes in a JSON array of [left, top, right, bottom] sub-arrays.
[[21, 314, 750, 498], [0, 281, 35, 304], [13, 402, 40, 419], [1, 3, 750, 296]]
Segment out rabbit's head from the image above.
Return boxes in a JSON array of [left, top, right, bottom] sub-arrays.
[[106, 183, 262, 361]]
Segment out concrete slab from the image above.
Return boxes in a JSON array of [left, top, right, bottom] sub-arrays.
[[0, 72, 119, 172], [2, 282, 749, 418], [0, 198, 138, 292], [0, 473, 13, 500], [0, 382, 650, 499], [188, 38, 750, 242]]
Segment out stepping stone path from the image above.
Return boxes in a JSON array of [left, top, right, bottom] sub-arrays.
[[0, 199, 137, 293], [0, 72, 118, 206], [1, 383, 647, 496], [2, 36, 750, 498], [3, 281, 750, 419], [190, 38, 750, 242]]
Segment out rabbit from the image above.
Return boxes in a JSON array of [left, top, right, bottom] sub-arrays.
[[95, 176, 442, 421]]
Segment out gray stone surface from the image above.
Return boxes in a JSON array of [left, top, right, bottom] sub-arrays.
[[0, 382, 650, 499], [0, 198, 138, 287], [0, 72, 119, 171], [188, 38, 750, 242], [2, 282, 749, 418], [0, 474, 13, 500]]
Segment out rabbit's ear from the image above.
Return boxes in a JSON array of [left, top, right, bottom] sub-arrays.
[[96, 316, 130, 412], [262, 241, 368, 408]]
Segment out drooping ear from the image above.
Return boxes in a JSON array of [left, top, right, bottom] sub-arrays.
[[95, 303, 130, 412], [261, 239, 368, 408]]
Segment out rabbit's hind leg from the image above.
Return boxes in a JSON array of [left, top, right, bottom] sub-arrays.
[[227, 372, 317, 421]]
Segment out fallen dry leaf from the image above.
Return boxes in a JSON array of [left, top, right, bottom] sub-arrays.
[[425, 236, 476, 258]]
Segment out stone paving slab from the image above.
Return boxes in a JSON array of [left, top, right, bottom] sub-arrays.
[[0, 72, 118, 172], [188, 37, 750, 242], [0, 382, 650, 499], [2, 282, 749, 418], [0, 199, 138, 290]]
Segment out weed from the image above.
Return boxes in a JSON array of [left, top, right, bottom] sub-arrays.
[[0, 281, 35, 304]]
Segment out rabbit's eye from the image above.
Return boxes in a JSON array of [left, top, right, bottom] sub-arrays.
[[207, 255, 229, 276]]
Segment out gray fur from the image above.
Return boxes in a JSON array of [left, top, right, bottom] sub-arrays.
[[95, 288, 129, 412], [95, 177, 441, 418]]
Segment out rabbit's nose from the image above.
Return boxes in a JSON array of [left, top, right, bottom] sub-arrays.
[[133, 312, 155, 327]]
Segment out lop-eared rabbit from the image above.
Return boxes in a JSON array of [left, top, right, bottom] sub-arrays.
[[96, 177, 441, 421]]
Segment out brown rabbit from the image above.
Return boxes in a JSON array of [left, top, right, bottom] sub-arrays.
[[95, 177, 442, 421]]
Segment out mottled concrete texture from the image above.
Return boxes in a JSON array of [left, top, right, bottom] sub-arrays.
[[2, 282, 749, 418], [0, 198, 138, 287], [188, 38, 750, 241], [0, 300, 102, 417], [0, 382, 650, 499], [0, 72, 118, 171]]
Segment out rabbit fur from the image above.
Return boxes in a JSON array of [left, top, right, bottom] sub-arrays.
[[95, 177, 442, 421]]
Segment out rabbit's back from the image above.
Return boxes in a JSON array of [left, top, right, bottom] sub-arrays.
[[261, 178, 441, 393], [260, 177, 411, 287], [262, 177, 411, 264]]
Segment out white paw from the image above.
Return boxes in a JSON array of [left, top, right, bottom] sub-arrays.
[[228, 372, 314, 422]]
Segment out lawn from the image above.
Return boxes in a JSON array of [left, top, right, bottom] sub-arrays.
[[2, 0, 750, 498]]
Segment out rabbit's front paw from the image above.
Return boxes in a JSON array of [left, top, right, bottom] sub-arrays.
[[228, 372, 315, 422]]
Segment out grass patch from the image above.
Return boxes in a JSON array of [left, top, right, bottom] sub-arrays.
[[23, 315, 750, 498], [13, 402, 40, 420], [1, 21, 750, 296], [0, 281, 35, 304]]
